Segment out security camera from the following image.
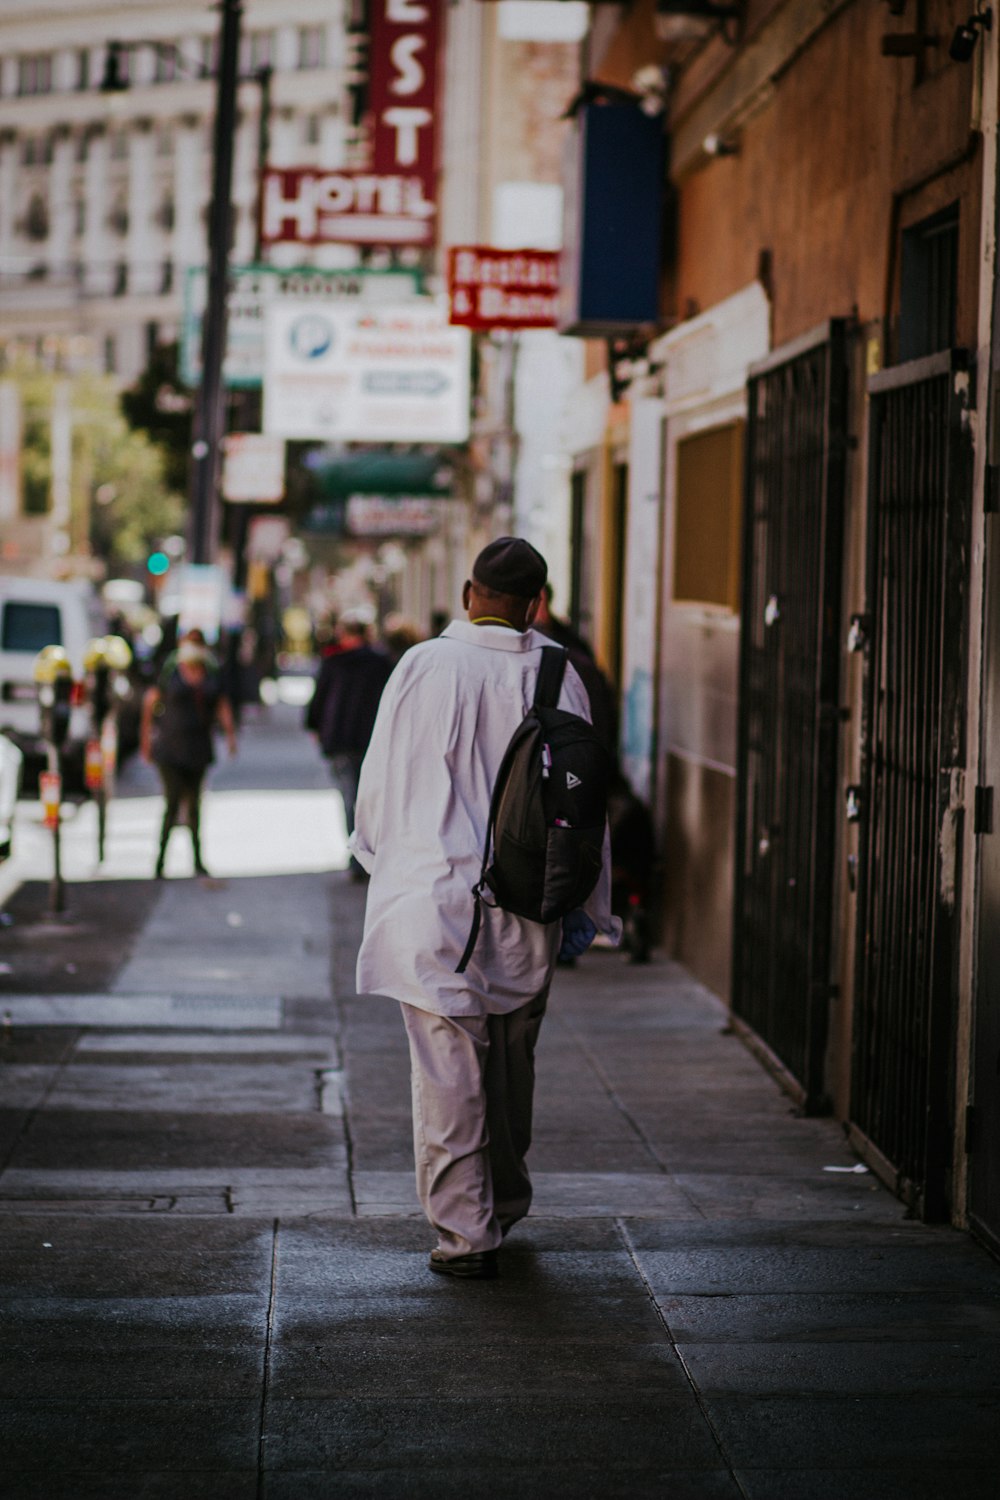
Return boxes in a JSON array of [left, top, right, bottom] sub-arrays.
[[949, 7, 992, 60]]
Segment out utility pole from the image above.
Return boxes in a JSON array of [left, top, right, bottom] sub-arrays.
[[254, 64, 273, 264], [188, 0, 242, 565]]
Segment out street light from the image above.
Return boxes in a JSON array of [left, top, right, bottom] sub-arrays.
[[189, 0, 242, 566]]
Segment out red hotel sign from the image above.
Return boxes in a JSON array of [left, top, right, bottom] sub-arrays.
[[260, 0, 441, 248], [447, 247, 560, 331]]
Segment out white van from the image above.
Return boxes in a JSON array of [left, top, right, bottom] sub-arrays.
[[0, 575, 108, 783]]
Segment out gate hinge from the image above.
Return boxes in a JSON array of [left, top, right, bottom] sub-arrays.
[[965, 1103, 977, 1154], [974, 785, 994, 835]]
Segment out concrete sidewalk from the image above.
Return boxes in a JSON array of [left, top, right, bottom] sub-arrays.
[[2, 840, 999, 1495]]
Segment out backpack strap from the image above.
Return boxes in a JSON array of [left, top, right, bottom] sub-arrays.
[[533, 646, 568, 709], [456, 648, 568, 975]]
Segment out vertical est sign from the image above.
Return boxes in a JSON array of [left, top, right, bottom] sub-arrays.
[[259, 0, 441, 248], [370, 0, 440, 205]]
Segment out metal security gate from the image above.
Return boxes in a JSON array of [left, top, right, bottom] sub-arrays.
[[732, 321, 850, 1110], [851, 350, 972, 1220]]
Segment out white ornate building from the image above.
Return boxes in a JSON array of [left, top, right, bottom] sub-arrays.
[[0, 0, 365, 381]]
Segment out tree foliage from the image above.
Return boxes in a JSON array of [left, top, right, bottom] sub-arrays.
[[10, 360, 185, 567], [119, 341, 192, 495]]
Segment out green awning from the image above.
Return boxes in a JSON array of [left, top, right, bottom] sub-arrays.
[[308, 449, 455, 498]]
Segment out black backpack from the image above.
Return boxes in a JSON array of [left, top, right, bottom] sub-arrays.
[[456, 647, 612, 973]]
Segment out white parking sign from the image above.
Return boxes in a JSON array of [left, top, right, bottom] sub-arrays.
[[262, 300, 471, 444]]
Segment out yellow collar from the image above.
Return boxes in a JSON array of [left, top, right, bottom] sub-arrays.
[[471, 615, 517, 629]]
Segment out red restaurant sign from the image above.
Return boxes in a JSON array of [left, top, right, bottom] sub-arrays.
[[260, 0, 442, 248], [447, 246, 560, 330]]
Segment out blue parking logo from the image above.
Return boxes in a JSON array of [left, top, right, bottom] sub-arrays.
[[289, 314, 334, 360]]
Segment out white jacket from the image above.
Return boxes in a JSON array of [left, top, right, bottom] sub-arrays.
[[350, 619, 621, 1016]]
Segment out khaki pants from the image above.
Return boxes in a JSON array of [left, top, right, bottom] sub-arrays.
[[401, 989, 548, 1259]]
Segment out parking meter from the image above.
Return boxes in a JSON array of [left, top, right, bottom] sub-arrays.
[[33, 645, 73, 749], [84, 634, 132, 724], [32, 644, 73, 913], [84, 636, 112, 725], [83, 635, 133, 863]]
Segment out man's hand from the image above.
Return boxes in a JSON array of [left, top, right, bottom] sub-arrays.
[[558, 910, 597, 962]]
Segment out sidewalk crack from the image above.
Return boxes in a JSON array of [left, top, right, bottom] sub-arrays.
[[256, 1216, 280, 1500], [615, 1216, 750, 1500], [332, 994, 358, 1215]]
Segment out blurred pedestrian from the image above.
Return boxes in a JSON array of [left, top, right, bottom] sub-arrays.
[[382, 613, 424, 665], [534, 585, 618, 758], [306, 611, 393, 878], [141, 636, 237, 879], [350, 538, 620, 1280]]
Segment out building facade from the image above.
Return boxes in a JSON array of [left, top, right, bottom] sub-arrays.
[[531, 0, 999, 1244], [0, 0, 365, 381]]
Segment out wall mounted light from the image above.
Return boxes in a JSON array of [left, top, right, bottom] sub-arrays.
[[949, 6, 992, 59], [631, 64, 671, 117]]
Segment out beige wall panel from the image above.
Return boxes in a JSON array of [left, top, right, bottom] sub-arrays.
[[662, 753, 734, 1000]]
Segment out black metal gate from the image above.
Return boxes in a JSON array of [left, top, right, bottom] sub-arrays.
[[972, 505, 1000, 1255], [732, 321, 850, 1110], [851, 350, 972, 1220]]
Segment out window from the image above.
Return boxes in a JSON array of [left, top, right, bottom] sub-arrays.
[[17, 55, 53, 96], [103, 42, 131, 88], [241, 31, 273, 76], [899, 204, 959, 363], [2, 603, 62, 651], [76, 49, 90, 90], [298, 26, 325, 68], [673, 422, 744, 610], [24, 194, 49, 242], [74, 198, 86, 235], [200, 35, 219, 76], [304, 113, 321, 145], [156, 126, 173, 158], [251, 31, 273, 71], [154, 45, 177, 84], [108, 195, 129, 235], [103, 335, 117, 373], [110, 132, 128, 161], [20, 137, 38, 166]]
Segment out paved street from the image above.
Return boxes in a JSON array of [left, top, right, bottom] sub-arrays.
[[1, 703, 998, 1498]]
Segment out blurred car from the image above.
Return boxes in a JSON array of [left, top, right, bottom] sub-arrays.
[[0, 733, 23, 862], [0, 575, 108, 791]]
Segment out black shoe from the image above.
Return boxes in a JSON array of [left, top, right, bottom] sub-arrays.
[[428, 1249, 498, 1281], [194, 862, 210, 878]]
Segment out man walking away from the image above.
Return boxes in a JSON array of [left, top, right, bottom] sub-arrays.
[[306, 611, 392, 878], [350, 538, 621, 1280]]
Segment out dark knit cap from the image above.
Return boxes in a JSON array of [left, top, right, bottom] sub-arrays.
[[472, 536, 548, 599]]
